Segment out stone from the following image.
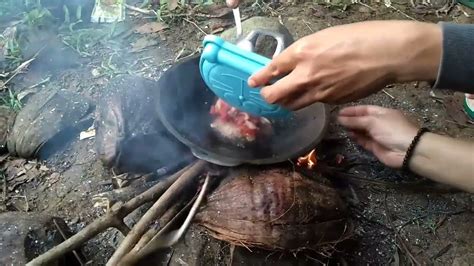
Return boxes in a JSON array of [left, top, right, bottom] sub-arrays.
[[0, 212, 79, 265], [220, 16, 294, 58]]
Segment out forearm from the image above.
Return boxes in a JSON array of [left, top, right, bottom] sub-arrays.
[[394, 22, 474, 93], [409, 133, 474, 192]]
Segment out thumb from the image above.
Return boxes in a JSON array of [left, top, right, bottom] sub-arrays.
[[226, 0, 240, 8]]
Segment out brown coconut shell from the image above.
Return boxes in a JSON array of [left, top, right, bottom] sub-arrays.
[[194, 168, 352, 252], [0, 106, 15, 152]]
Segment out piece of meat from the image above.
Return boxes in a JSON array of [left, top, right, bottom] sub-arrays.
[[210, 99, 272, 143]]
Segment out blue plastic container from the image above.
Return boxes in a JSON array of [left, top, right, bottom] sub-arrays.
[[199, 34, 290, 118]]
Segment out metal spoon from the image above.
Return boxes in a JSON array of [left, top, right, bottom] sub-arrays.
[[137, 174, 210, 251]]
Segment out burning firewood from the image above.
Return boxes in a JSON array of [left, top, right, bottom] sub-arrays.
[[194, 167, 353, 254], [297, 148, 318, 169]]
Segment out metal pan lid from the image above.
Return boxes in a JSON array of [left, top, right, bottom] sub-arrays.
[[156, 55, 329, 166]]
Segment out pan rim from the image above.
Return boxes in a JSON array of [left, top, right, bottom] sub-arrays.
[[156, 56, 330, 166]]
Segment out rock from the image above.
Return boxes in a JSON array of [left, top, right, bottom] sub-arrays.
[[220, 16, 294, 58], [94, 75, 191, 175], [0, 212, 79, 265], [7, 89, 94, 159], [0, 106, 15, 153]]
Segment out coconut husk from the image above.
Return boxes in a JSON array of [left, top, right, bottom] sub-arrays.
[[94, 75, 191, 174], [0, 106, 15, 153], [7, 89, 93, 159], [194, 168, 353, 252]]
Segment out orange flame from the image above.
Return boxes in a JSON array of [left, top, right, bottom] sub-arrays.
[[297, 149, 317, 169]]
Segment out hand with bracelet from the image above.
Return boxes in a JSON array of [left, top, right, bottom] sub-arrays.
[[338, 105, 474, 193], [240, 18, 474, 192]]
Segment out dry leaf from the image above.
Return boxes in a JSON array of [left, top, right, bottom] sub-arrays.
[[200, 5, 232, 18], [131, 36, 159, 52], [159, 32, 167, 41], [211, 27, 225, 34], [209, 19, 233, 31], [0, 154, 8, 163], [80, 127, 96, 140], [134, 22, 168, 34], [4, 159, 27, 178], [14, 169, 26, 179], [47, 173, 61, 185], [168, 0, 178, 11]]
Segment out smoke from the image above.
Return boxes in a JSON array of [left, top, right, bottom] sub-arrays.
[[1, 0, 196, 175], [94, 74, 193, 175]]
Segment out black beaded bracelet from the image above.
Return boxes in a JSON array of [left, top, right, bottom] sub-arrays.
[[402, 127, 430, 172]]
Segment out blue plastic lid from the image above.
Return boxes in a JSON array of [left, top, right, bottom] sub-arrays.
[[199, 35, 290, 118]]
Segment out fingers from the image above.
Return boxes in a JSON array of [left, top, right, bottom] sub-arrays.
[[226, 0, 240, 8], [337, 115, 372, 131], [282, 91, 315, 110], [338, 105, 385, 117], [248, 49, 297, 88], [279, 88, 323, 110], [259, 71, 307, 105]]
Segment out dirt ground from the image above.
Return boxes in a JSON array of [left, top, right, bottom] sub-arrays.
[[1, 0, 473, 265]]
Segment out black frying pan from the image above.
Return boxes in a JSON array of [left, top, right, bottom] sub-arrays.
[[156, 55, 329, 166]]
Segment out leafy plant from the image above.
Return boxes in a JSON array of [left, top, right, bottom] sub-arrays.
[[61, 4, 83, 32], [98, 53, 121, 78], [424, 217, 441, 235], [22, 7, 56, 29], [1, 88, 22, 112], [61, 28, 109, 57], [0, 31, 23, 70]]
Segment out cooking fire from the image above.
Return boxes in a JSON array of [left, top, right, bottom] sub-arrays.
[[297, 149, 317, 169]]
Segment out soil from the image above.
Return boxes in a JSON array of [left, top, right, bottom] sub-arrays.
[[0, 1, 473, 265]]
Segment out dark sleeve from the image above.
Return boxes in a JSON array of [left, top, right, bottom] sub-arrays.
[[432, 22, 474, 93]]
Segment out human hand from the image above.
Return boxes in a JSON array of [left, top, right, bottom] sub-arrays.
[[248, 20, 442, 109], [226, 0, 241, 8], [337, 105, 419, 168]]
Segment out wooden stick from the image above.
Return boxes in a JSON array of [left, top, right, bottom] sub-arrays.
[[130, 190, 198, 256], [106, 160, 207, 266], [133, 196, 188, 250], [143, 174, 210, 249], [124, 4, 157, 15], [26, 163, 194, 266], [120, 174, 211, 266], [52, 218, 86, 266]]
